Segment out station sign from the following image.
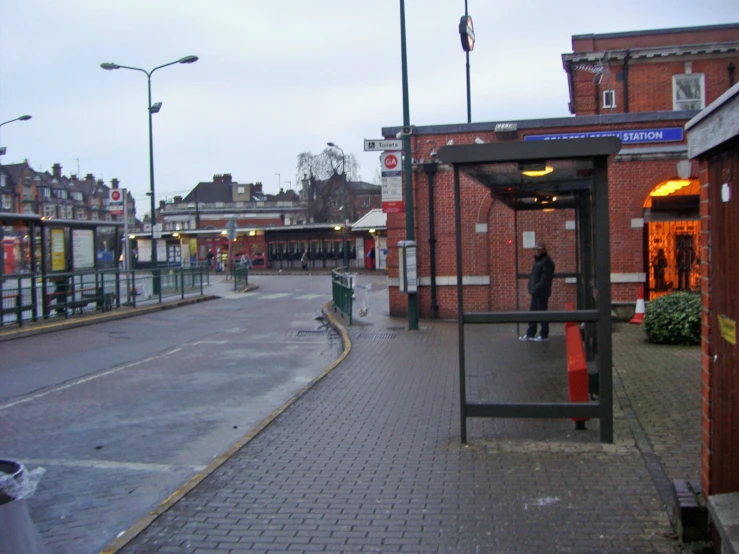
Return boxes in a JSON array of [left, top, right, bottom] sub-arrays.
[[524, 127, 684, 144]]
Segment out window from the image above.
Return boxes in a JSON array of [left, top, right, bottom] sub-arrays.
[[603, 90, 616, 109], [238, 186, 245, 194], [2, 195, 11, 210], [40, 187, 51, 198], [44, 205, 57, 218], [76, 208, 86, 219], [673, 74, 704, 111]]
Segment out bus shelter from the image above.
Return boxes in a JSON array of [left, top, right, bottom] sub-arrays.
[[437, 137, 622, 444]]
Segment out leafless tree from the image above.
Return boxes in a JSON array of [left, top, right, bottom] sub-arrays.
[[296, 148, 360, 223]]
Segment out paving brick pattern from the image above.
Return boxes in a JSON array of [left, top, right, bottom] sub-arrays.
[[119, 303, 695, 553]]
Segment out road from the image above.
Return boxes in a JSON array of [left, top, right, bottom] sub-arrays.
[[0, 274, 347, 554]]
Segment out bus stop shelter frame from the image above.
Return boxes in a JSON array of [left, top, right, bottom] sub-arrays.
[[437, 137, 622, 444]]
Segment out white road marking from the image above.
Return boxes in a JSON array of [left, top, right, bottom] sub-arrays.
[[20, 458, 205, 473], [260, 293, 292, 300], [294, 294, 325, 300], [0, 347, 183, 412]]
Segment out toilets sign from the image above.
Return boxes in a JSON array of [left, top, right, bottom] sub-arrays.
[[381, 152, 403, 214]]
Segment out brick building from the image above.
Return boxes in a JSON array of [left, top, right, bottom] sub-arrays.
[[686, 81, 739, 552], [382, 22, 739, 318]]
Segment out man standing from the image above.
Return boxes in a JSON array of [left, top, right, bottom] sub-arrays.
[[520, 241, 555, 342]]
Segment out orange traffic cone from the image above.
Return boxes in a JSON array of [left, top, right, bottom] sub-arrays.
[[629, 285, 646, 324]]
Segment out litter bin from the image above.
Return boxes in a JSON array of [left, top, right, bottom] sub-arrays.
[[0, 459, 49, 554]]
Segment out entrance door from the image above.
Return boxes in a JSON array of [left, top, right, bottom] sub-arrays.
[[364, 237, 375, 269], [709, 147, 739, 494]]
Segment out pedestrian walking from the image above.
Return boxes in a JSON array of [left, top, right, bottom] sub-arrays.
[[520, 241, 555, 342], [301, 251, 309, 271]]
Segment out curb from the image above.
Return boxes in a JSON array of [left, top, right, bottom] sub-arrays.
[[99, 299, 351, 554], [0, 295, 220, 343]]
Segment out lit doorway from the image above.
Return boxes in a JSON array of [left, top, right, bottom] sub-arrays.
[[643, 177, 700, 300]]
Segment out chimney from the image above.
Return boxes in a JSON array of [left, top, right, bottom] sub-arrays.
[[111, 178, 119, 190], [223, 173, 232, 184], [213, 174, 222, 183], [174, 195, 182, 203], [159, 200, 166, 211], [52, 163, 62, 179], [85, 173, 95, 181], [254, 182, 263, 194]]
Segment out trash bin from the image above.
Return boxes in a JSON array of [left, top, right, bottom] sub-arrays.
[[0, 459, 49, 554]]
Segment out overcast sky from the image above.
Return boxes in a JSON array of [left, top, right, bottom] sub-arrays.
[[1, 1, 738, 213]]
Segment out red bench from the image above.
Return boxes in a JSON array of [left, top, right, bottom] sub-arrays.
[[564, 302, 589, 430]]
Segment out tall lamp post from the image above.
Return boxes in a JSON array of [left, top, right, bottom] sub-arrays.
[[0, 114, 32, 158], [101, 55, 198, 291], [327, 142, 348, 269]]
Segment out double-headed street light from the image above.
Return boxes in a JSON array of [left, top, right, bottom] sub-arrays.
[[101, 55, 198, 288], [0, 115, 32, 157], [327, 142, 348, 269]]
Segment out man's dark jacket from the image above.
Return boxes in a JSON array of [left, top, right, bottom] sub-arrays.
[[528, 252, 555, 298]]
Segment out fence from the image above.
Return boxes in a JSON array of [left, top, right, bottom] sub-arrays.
[[0, 266, 209, 327], [232, 264, 249, 290], [331, 268, 353, 325]]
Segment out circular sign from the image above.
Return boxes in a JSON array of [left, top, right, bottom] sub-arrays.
[[111, 190, 122, 202], [384, 154, 399, 170]]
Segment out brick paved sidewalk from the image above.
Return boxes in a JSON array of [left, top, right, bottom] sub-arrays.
[[112, 298, 700, 553]]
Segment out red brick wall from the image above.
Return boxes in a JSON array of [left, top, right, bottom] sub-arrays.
[[387, 124, 695, 318], [697, 157, 713, 498], [571, 56, 739, 116]]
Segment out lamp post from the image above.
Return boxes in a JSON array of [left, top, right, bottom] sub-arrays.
[[327, 142, 348, 269], [0, 115, 32, 158], [399, 0, 419, 329], [101, 56, 198, 292]]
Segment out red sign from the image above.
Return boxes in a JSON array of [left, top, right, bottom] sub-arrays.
[[383, 154, 399, 170], [111, 190, 122, 202], [382, 201, 404, 214]]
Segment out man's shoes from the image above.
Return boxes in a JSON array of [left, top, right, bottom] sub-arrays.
[[519, 335, 534, 341], [534, 336, 549, 342]]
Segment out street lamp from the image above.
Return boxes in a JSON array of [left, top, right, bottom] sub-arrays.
[[327, 142, 348, 269], [101, 55, 198, 290], [0, 115, 32, 157]]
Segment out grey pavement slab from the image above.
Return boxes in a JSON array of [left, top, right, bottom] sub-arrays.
[[114, 284, 700, 554]]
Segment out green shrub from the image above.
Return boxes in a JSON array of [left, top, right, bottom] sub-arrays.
[[643, 291, 701, 345]]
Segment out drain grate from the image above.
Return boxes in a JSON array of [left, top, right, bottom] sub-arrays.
[[356, 332, 398, 340], [296, 330, 329, 336]]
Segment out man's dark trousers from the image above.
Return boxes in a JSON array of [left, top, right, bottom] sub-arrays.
[[526, 295, 549, 339]]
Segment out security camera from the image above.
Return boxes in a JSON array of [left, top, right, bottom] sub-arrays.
[[396, 131, 403, 139]]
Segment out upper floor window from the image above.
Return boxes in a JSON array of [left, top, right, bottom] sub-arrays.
[[44, 205, 57, 218], [2, 194, 12, 210], [40, 187, 51, 198], [673, 73, 705, 111], [603, 90, 616, 109]]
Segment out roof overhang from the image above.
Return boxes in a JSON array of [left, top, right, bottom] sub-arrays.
[[437, 137, 622, 210]]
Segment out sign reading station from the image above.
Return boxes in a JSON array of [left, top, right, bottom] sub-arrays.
[[524, 127, 684, 144]]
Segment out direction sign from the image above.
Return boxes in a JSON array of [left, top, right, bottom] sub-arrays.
[[364, 139, 403, 152]]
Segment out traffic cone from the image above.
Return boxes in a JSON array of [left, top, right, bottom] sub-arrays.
[[629, 285, 646, 324]]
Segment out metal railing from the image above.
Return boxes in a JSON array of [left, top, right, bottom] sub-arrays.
[[1, 266, 209, 327], [232, 264, 249, 290], [331, 268, 353, 325]]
